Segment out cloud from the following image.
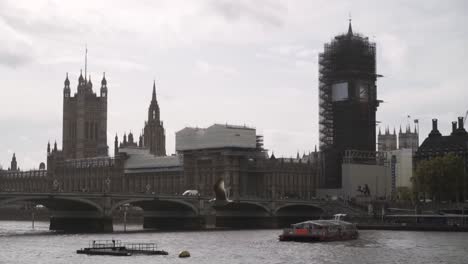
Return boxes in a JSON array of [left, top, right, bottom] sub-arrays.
[[379, 33, 408, 71], [195, 60, 238, 75], [208, 0, 286, 27], [0, 19, 34, 67]]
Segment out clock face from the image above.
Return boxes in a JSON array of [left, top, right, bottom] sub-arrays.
[[331, 82, 348, 101], [358, 82, 369, 101]]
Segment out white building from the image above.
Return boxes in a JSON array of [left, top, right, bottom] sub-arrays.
[[176, 124, 257, 151], [385, 148, 414, 189]]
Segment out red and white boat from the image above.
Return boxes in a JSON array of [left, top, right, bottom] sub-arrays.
[[279, 214, 358, 242]]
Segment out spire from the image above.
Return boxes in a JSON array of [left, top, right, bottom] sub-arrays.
[[78, 69, 84, 85], [393, 127, 396, 135], [54, 141, 58, 152], [84, 45, 88, 81], [296, 151, 300, 160], [101, 72, 107, 86], [152, 80, 157, 102], [47, 141, 51, 154], [64, 72, 70, 86], [347, 16, 353, 36], [399, 125, 402, 134]]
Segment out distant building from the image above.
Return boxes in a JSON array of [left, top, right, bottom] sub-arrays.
[[378, 127, 397, 151], [143, 82, 166, 156], [415, 118, 468, 161], [114, 82, 166, 157], [8, 153, 18, 171], [62, 71, 108, 159], [398, 125, 419, 152], [385, 148, 414, 189], [176, 124, 318, 199]]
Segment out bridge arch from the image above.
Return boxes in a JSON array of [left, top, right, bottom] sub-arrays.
[[218, 201, 271, 214], [274, 204, 324, 216], [0, 196, 104, 213], [110, 198, 198, 215]]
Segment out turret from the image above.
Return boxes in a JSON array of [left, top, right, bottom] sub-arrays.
[[47, 141, 51, 154], [148, 81, 160, 122], [114, 134, 119, 156], [63, 73, 71, 98], [54, 141, 58, 152], [100, 72, 107, 98], [87, 75, 93, 92], [10, 153, 17, 171]]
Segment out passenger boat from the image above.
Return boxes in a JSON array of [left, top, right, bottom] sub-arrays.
[[279, 214, 358, 242], [76, 240, 169, 256]]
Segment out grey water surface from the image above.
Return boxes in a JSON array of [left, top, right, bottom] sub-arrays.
[[0, 221, 466, 264]]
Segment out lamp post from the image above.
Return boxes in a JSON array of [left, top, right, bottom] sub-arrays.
[[123, 203, 129, 232]]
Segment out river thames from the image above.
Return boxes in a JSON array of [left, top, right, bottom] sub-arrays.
[[0, 221, 466, 264]]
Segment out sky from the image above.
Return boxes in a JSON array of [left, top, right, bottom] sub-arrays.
[[0, 0, 467, 170]]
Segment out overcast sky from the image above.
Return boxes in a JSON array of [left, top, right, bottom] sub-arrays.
[[1, 0, 467, 170]]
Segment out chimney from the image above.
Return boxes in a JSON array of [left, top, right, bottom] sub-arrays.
[[429, 118, 442, 137], [458, 117, 464, 130], [452, 121, 457, 134]]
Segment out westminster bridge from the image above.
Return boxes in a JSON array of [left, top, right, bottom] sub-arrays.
[[0, 191, 351, 232], [0, 156, 356, 232]]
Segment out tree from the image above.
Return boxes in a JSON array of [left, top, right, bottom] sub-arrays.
[[413, 154, 464, 202]]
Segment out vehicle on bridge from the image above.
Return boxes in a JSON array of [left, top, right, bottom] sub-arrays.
[[182, 190, 199, 196], [279, 214, 358, 242]]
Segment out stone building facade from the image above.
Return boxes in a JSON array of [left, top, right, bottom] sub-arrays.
[[62, 72, 108, 159]]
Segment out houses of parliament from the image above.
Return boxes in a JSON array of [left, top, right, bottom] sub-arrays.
[[61, 69, 166, 160], [1, 61, 317, 200]]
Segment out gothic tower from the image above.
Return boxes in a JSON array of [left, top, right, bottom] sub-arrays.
[[378, 127, 397, 151], [62, 71, 108, 159], [10, 153, 18, 171], [318, 21, 380, 188], [398, 124, 419, 152], [143, 81, 166, 156]]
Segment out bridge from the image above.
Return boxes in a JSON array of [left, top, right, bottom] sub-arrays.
[[0, 191, 351, 232]]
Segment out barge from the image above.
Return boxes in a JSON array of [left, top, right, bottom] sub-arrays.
[[279, 214, 358, 242], [77, 240, 168, 256]]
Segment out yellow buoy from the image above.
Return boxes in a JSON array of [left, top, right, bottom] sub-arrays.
[[179, 250, 190, 258]]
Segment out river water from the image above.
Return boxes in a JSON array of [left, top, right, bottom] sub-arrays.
[[0, 221, 466, 264]]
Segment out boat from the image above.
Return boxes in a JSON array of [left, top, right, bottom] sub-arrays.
[[279, 214, 358, 242], [76, 240, 169, 256]]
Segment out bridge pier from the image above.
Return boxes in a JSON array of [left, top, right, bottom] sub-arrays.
[[50, 216, 113, 232], [216, 216, 278, 229]]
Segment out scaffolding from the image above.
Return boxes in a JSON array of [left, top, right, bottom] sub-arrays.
[[318, 25, 381, 188]]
